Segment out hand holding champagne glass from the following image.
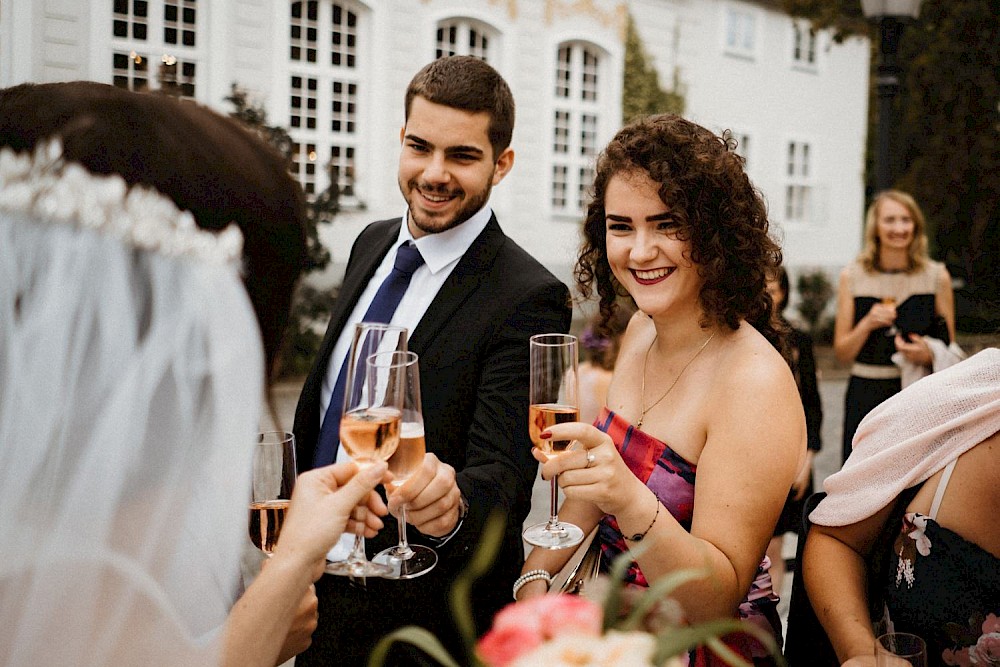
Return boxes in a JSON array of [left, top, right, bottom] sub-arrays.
[[249, 431, 297, 555], [881, 297, 900, 336], [522, 333, 584, 549], [325, 323, 406, 578], [372, 351, 438, 579]]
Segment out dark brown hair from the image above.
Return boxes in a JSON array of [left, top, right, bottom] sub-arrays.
[[575, 114, 784, 350], [0, 81, 307, 379], [404, 55, 515, 160]]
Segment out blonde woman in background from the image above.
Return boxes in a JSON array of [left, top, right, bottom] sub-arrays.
[[833, 191, 955, 465]]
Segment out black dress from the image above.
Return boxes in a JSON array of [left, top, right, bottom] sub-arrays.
[[881, 462, 1000, 666], [841, 260, 944, 464], [773, 325, 823, 537]]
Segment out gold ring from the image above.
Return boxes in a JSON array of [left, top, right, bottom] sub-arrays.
[[586, 452, 596, 468]]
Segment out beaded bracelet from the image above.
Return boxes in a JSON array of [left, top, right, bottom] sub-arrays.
[[624, 494, 661, 542], [512, 569, 552, 600]]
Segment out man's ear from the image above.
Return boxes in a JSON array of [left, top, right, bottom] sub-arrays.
[[492, 147, 514, 185]]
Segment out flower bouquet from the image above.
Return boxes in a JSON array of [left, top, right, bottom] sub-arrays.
[[369, 515, 784, 667]]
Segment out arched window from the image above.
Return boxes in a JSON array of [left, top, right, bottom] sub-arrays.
[[435, 18, 496, 62], [551, 42, 602, 214], [111, 0, 199, 98], [288, 0, 365, 202]]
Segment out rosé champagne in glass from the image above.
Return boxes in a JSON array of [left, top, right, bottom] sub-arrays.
[[373, 351, 437, 579], [249, 431, 296, 555], [529, 403, 580, 457], [339, 406, 401, 465], [522, 333, 584, 550], [325, 323, 407, 579]]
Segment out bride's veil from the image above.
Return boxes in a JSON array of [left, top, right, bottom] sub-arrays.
[[0, 140, 264, 664]]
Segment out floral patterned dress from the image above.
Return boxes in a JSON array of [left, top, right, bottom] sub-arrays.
[[594, 408, 782, 666], [883, 460, 1000, 667]]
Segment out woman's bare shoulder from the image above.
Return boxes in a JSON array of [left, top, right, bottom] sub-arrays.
[[715, 323, 794, 387]]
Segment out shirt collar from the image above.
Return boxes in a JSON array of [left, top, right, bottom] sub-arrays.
[[396, 205, 493, 274]]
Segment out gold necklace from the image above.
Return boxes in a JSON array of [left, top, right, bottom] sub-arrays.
[[637, 331, 717, 429]]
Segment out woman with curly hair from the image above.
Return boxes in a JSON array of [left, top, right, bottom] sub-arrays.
[[516, 115, 805, 665]]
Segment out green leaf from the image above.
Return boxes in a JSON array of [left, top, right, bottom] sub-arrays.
[[601, 541, 645, 631], [650, 617, 786, 667], [448, 512, 506, 665], [367, 626, 462, 667], [618, 567, 708, 631]]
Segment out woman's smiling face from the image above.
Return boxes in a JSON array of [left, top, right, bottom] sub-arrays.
[[875, 197, 916, 252], [604, 170, 703, 318]]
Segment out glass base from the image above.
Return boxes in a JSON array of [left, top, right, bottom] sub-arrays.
[[324, 557, 394, 578], [522, 519, 585, 550], [373, 544, 438, 579]]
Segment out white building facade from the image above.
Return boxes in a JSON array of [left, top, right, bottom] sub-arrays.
[[0, 0, 869, 311]]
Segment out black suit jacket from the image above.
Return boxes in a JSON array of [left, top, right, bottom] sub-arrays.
[[293, 215, 572, 666]]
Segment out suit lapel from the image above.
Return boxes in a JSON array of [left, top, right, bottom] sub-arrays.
[[409, 216, 504, 354], [313, 219, 401, 372]]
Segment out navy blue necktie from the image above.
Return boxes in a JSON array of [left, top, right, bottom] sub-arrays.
[[313, 242, 425, 467]]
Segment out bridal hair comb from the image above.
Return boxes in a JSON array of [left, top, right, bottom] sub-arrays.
[[0, 139, 243, 263]]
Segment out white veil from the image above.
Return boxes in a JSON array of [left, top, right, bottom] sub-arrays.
[[0, 142, 264, 665]]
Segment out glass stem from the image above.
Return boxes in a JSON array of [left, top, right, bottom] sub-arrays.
[[546, 474, 560, 528], [395, 504, 413, 558], [347, 508, 367, 564]]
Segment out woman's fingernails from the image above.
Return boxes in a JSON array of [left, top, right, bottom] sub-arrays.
[[539, 431, 552, 439]]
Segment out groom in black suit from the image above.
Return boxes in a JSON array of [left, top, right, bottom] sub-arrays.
[[293, 56, 572, 666]]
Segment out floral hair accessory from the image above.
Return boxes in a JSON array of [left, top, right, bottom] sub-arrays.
[[0, 140, 243, 264]]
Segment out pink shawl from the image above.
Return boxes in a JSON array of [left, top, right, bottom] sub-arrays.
[[811, 347, 1000, 527]]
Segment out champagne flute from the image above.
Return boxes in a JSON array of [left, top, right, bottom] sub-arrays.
[[522, 333, 585, 549], [875, 632, 927, 666], [325, 323, 407, 578], [882, 297, 900, 336], [249, 431, 297, 556], [372, 351, 438, 579]]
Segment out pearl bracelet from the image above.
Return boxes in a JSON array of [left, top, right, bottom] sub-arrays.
[[512, 569, 552, 600]]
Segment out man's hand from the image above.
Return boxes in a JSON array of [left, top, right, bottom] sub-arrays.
[[387, 453, 462, 537]]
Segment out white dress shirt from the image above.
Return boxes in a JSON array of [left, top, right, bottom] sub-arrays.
[[321, 205, 492, 560]]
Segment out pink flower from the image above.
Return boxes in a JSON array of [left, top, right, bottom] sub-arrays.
[[478, 595, 603, 666], [539, 594, 604, 638], [943, 646, 973, 667], [971, 632, 1000, 666], [983, 614, 1000, 635], [477, 625, 544, 667], [509, 630, 657, 667], [906, 514, 932, 556]]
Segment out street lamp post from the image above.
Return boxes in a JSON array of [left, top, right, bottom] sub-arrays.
[[861, 0, 922, 192]]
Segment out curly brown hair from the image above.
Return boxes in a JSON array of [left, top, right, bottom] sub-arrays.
[[575, 114, 785, 350]]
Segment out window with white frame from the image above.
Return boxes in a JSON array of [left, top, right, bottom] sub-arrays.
[[785, 140, 813, 222], [723, 4, 757, 60], [551, 42, 602, 215], [435, 18, 494, 62], [111, 0, 198, 97], [792, 21, 818, 70], [288, 0, 364, 202]]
